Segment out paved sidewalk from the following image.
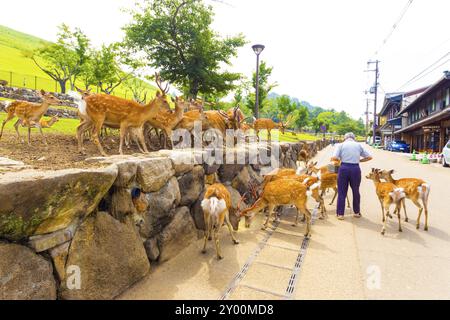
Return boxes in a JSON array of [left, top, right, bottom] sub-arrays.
[[119, 145, 450, 300]]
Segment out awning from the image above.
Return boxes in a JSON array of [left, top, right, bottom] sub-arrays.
[[387, 117, 402, 126]]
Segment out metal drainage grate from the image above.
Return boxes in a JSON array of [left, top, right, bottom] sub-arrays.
[[219, 218, 281, 300]]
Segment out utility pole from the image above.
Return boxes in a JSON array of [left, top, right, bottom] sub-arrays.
[[367, 60, 380, 144]]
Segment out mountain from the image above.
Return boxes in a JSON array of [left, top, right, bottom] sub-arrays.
[[269, 92, 323, 112]]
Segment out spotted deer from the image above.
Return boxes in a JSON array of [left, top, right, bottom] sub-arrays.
[[0, 90, 61, 145], [239, 179, 312, 238], [201, 183, 240, 260], [253, 118, 292, 142], [366, 169, 406, 235], [380, 169, 430, 231]]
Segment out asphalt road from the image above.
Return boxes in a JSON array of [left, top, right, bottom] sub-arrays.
[[119, 145, 450, 300]]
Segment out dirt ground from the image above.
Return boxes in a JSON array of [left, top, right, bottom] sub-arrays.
[[0, 132, 148, 170]]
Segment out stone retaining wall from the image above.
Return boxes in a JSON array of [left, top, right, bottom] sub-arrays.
[[0, 141, 328, 300]]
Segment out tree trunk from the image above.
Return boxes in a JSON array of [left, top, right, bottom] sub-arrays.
[[189, 80, 200, 100], [58, 80, 67, 94]]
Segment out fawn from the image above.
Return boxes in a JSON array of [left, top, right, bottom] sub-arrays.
[[366, 169, 406, 235], [201, 183, 240, 260], [380, 170, 430, 231], [239, 179, 312, 238], [0, 90, 61, 145]]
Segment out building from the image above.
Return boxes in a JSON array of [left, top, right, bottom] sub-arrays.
[[395, 71, 450, 152], [379, 93, 403, 146], [378, 87, 429, 146]]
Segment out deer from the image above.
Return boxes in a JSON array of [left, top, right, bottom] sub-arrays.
[[145, 96, 188, 149], [306, 159, 342, 175], [82, 91, 171, 156], [253, 117, 292, 142], [305, 162, 351, 209], [0, 89, 61, 145], [366, 169, 406, 235], [201, 183, 240, 260], [0, 80, 8, 86], [379, 170, 430, 231], [39, 115, 60, 128], [239, 179, 313, 238], [297, 145, 311, 168]]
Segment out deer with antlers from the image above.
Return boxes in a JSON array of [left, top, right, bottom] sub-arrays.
[[379, 170, 430, 231], [201, 183, 240, 260], [81, 90, 171, 156], [239, 179, 312, 238], [253, 117, 292, 142], [0, 90, 61, 145], [366, 169, 406, 235]]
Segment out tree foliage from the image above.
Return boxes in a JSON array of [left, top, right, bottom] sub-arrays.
[[29, 24, 90, 93], [124, 0, 246, 99], [246, 61, 277, 117]]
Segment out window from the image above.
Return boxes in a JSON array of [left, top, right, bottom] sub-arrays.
[[431, 99, 436, 112]]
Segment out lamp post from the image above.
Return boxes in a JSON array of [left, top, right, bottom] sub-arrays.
[[252, 44, 265, 119]]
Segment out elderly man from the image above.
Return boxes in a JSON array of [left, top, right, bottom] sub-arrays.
[[331, 133, 372, 220]]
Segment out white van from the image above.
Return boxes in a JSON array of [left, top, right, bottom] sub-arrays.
[[443, 140, 450, 167]]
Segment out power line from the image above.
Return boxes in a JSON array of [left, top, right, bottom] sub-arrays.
[[374, 0, 414, 57], [397, 51, 450, 90]]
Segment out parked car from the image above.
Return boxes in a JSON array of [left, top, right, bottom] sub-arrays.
[[443, 140, 450, 167], [386, 140, 411, 153]]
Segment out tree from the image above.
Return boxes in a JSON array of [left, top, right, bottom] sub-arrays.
[[246, 61, 277, 117], [293, 105, 309, 132], [89, 44, 136, 94], [28, 24, 90, 93], [124, 0, 246, 99], [316, 111, 337, 133]]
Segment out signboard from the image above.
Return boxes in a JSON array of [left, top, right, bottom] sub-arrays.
[[423, 126, 440, 130], [320, 125, 327, 133]]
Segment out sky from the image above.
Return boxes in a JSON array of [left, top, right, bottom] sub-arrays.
[[1, 0, 450, 119]]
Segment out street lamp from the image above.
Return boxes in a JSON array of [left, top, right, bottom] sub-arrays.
[[252, 44, 265, 119]]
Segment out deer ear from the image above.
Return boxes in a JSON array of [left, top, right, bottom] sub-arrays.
[[156, 91, 161, 97], [390, 170, 395, 174], [40, 89, 46, 96]]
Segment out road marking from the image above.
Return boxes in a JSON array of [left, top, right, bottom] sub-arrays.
[[254, 260, 293, 271], [219, 219, 281, 300], [284, 205, 319, 300]]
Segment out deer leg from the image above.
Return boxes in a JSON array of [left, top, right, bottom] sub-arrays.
[[13, 119, 24, 143], [0, 113, 15, 140], [119, 123, 129, 155], [36, 123, 47, 145], [411, 198, 424, 230], [381, 203, 390, 236], [298, 203, 312, 238], [202, 212, 211, 254], [379, 199, 386, 223], [214, 215, 225, 260], [402, 199, 409, 222], [421, 191, 430, 231], [329, 187, 338, 205], [225, 210, 239, 245], [92, 119, 107, 157], [396, 203, 403, 233], [263, 205, 276, 230], [77, 120, 92, 154]]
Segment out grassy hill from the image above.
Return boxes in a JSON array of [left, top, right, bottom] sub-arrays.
[[0, 25, 155, 98]]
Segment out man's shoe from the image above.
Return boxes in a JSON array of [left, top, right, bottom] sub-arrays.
[[337, 215, 345, 221], [353, 213, 362, 219]]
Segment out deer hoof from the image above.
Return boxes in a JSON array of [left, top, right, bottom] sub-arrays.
[[381, 230, 386, 236], [217, 255, 224, 260], [416, 225, 420, 230], [201, 250, 207, 255], [399, 228, 403, 233], [405, 218, 409, 223], [233, 240, 240, 245], [424, 226, 429, 231], [208, 236, 212, 241]]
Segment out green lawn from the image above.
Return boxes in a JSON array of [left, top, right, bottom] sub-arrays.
[[0, 112, 79, 136], [0, 25, 156, 99]]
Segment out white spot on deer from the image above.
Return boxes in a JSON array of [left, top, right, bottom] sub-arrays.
[[390, 188, 405, 203], [303, 178, 311, 184], [201, 197, 227, 219], [310, 182, 321, 190]]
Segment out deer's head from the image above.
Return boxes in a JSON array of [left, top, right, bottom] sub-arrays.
[[366, 168, 382, 182], [150, 91, 171, 111], [39, 90, 61, 105], [379, 169, 395, 182], [306, 161, 319, 175]]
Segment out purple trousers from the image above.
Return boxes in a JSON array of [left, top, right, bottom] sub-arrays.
[[337, 163, 361, 216]]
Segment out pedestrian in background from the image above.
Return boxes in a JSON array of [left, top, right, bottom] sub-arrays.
[[331, 132, 373, 220]]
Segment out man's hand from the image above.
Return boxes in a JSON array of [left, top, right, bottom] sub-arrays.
[[360, 156, 373, 163], [331, 157, 340, 162]]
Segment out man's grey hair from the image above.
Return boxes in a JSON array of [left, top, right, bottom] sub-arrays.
[[345, 132, 356, 140]]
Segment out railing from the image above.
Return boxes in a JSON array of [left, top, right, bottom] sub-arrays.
[[0, 69, 135, 100]]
